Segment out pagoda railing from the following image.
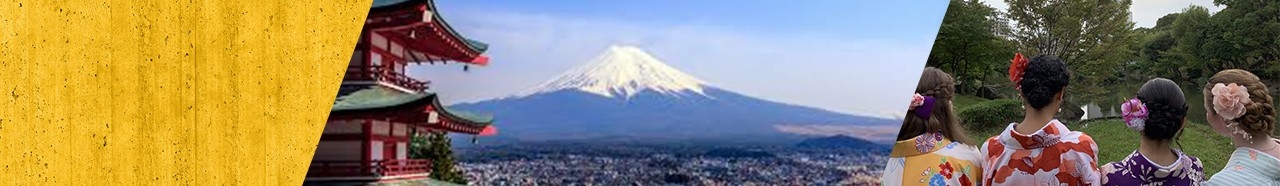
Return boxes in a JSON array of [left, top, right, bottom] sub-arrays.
[[308, 161, 368, 177], [375, 159, 432, 176], [308, 159, 432, 178], [345, 66, 429, 91]]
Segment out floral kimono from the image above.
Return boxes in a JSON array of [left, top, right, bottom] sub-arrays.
[[1203, 138, 1280, 185], [1101, 150, 1204, 185], [882, 132, 984, 186], [981, 119, 1101, 186]]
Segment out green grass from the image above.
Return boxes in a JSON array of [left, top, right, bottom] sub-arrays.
[[953, 94, 988, 110], [967, 119, 1234, 177], [971, 125, 1003, 143]]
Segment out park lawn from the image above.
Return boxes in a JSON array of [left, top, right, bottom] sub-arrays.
[[952, 94, 988, 110], [968, 124, 1007, 144], [967, 119, 1234, 177]]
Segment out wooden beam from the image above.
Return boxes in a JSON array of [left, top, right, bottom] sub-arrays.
[[360, 119, 372, 175]]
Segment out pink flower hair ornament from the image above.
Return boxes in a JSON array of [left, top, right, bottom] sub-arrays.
[[1211, 83, 1254, 141], [1121, 98, 1148, 131], [909, 93, 937, 120]]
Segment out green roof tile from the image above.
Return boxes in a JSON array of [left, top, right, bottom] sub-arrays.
[[331, 86, 493, 126], [442, 106, 493, 124], [331, 86, 429, 112]]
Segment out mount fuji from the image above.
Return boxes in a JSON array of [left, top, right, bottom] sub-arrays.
[[452, 45, 899, 145]]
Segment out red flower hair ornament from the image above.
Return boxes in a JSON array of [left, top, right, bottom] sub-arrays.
[[1008, 53, 1030, 89]]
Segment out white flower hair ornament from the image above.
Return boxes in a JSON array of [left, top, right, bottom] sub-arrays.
[[1211, 83, 1254, 141], [1121, 98, 1148, 131]]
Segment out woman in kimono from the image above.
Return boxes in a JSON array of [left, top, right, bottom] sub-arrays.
[[1101, 78, 1204, 185], [981, 54, 1100, 186], [1199, 69, 1280, 185], [881, 67, 984, 186]]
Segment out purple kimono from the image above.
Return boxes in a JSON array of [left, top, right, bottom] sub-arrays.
[[1102, 150, 1205, 186]]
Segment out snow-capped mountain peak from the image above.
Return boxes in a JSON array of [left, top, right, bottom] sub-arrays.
[[517, 45, 711, 98]]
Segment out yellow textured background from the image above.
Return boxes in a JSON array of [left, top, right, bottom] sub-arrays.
[[0, 0, 370, 185]]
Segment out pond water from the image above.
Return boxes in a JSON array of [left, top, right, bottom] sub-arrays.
[[1085, 82, 1214, 126]]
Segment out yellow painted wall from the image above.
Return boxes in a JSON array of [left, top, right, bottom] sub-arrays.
[[0, 0, 370, 185]]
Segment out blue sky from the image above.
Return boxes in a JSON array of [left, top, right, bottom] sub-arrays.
[[412, 0, 948, 118]]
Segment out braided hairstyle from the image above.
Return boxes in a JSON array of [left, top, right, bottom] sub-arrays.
[[1203, 69, 1276, 138], [1135, 78, 1188, 141], [896, 67, 976, 145], [1019, 55, 1071, 110]]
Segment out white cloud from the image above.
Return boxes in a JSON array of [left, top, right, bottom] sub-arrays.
[[982, 0, 1223, 28], [981, 0, 1010, 12], [416, 9, 930, 119], [1129, 0, 1223, 27]]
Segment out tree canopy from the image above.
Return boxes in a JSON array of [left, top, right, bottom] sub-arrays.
[[1133, 1, 1280, 85], [1005, 0, 1138, 103], [926, 0, 1015, 95], [411, 132, 469, 184], [929, 0, 1280, 122]]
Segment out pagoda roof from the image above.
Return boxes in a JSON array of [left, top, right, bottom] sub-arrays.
[[332, 86, 494, 125], [371, 0, 409, 8], [368, 0, 489, 64]]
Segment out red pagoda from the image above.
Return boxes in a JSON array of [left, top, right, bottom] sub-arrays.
[[307, 0, 496, 183]]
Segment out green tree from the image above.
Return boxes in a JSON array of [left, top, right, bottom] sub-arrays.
[[1138, 30, 1179, 78], [1154, 13, 1182, 30], [1004, 0, 1139, 106], [927, 0, 1015, 94], [1200, 0, 1280, 78], [410, 132, 468, 184], [1168, 6, 1212, 81]]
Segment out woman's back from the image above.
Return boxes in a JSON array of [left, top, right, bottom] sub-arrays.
[[1102, 78, 1205, 185], [1101, 150, 1204, 185], [981, 120, 1101, 186], [883, 132, 984, 186], [1199, 70, 1280, 185], [1203, 139, 1280, 185], [881, 67, 984, 186]]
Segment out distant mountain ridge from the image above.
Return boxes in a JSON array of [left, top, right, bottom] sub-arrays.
[[452, 45, 898, 144], [795, 135, 889, 150]]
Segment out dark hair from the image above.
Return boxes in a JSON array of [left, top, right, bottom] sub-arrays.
[[1203, 69, 1275, 137], [897, 67, 976, 145], [1136, 78, 1187, 140], [1018, 55, 1071, 109]]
